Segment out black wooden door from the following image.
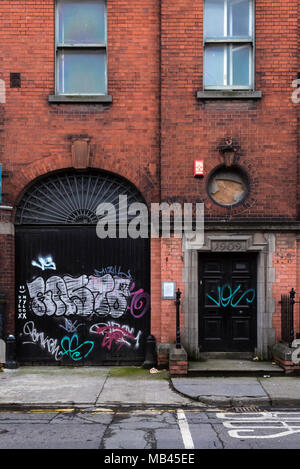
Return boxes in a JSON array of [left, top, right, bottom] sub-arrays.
[[15, 226, 150, 365], [198, 253, 257, 352]]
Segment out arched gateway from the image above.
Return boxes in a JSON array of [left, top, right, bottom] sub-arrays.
[[15, 170, 150, 365]]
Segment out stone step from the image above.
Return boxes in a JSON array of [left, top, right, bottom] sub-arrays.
[[188, 359, 285, 377]]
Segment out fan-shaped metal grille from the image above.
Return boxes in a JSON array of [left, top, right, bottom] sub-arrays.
[[15, 171, 147, 225]]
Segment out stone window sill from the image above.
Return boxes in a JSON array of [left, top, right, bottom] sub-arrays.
[[48, 95, 113, 104], [196, 90, 262, 100]]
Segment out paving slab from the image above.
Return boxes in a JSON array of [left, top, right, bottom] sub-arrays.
[[172, 377, 267, 399], [171, 375, 300, 407], [1, 365, 300, 409], [259, 377, 300, 406], [0, 366, 109, 407], [96, 377, 195, 406], [0, 366, 197, 409]]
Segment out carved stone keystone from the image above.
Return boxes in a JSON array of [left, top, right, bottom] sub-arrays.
[[71, 138, 91, 169]]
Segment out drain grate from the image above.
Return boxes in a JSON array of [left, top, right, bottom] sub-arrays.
[[232, 406, 261, 413]]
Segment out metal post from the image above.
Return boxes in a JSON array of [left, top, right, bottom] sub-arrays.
[[4, 334, 18, 369], [142, 334, 157, 369], [0, 292, 5, 340], [175, 288, 182, 349], [290, 288, 296, 347]]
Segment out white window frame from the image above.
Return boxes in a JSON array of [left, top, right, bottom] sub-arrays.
[[55, 0, 107, 96], [203, 0, 255, 90]]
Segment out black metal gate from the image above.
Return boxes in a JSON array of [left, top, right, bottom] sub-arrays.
[[15, 171, 150, 365], [280, 289, 300, 346]]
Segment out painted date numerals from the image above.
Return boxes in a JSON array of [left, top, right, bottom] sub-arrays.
[[211, 241, 246, 252]]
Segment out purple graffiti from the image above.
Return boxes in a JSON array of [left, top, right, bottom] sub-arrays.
[[128, 283, 150, 319]]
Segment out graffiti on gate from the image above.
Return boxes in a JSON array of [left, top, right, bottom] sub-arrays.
[[32, 255, 56, 271], [26, 273, 132, 318], [129, 283, 150, 319], [18, 264, 150, 361], [206, 284, 255, 308], [90, 321, 142, 351], [22, 321, 61, 361], [24, 266, 150, 319], [17, 286, 27, 319], [95, 266, 132, 279], [60, 334, 94, 361], [22, 321, 95, 361], [59, 318, 85, 333]]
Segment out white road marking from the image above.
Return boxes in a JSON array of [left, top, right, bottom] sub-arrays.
[[177, 409, 195, 449], [217, 412, 300, 439]]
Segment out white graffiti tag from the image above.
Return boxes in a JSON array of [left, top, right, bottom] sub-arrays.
[[22, 321, 61, 361], [27, 274, 132, 318], [32, 256, 56, 271], [217, 412, 300, 439]]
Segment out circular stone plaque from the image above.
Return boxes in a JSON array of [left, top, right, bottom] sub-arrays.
[[207, 166, 249, 207]]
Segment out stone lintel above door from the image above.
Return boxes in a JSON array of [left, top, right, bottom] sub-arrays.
[[181, 231, 275, 360], [183, 232, 268, 253]]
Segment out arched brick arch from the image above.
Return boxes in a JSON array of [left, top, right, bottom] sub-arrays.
[[10, 154, 155, 215], [15, 169, 148, 225], [91, 152, 158, 208]]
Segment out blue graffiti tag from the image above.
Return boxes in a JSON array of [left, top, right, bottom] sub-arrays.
[[59, 318, 85, 333], [206, 284, 255, 308], [94, 266, 132, 279], [60, 334, 94, 361]]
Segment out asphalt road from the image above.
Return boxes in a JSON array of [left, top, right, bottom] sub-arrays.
[[1, 406, 300, 453]]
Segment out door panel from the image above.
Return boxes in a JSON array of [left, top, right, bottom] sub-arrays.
[[15, 226, 150, 365], [199, 253, 257, 352]]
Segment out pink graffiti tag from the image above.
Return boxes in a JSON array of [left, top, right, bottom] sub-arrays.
[[96, 324, 140, 351], [128, 283, 150, 319]]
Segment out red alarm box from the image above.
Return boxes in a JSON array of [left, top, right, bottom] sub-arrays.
[[194, 160, 204, 177]]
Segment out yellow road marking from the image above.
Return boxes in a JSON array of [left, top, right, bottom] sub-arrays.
[[0, 407, 221, 415]]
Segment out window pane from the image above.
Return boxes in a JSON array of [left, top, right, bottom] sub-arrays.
[[58, 0, 106, 44], [204, 46, 225, 87], [204, 44, 251, 88], [232, 44, 250, 86], [57, 50, 106, 94], [204, 0, 225, 38], [204, 0, 252, 38], [228, 0, 251, 38]]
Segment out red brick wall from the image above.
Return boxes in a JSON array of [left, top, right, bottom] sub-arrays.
[[150, 237, 185, 345], [272, 233, 298, 342], [0, 228, 14, 335], [0, 0, 161, 209], [298, 0, 300, 218], [297, 237, 300, 334], [160, 237, 185, 343], [151, 236, 186, 363], [0, 0, 161, 337], [150, 237, 161, 340], [160, 0, 298, 220], [0, 0, 299, 351]]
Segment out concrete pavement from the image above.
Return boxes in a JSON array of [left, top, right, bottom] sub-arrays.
[[1, 365, 300, 409], [171, 376, 300, 407], [0, 366, 197, 409]]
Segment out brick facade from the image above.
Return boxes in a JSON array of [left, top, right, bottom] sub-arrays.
[[0, 1, 299, 366], [161, 0, 298, 219]]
